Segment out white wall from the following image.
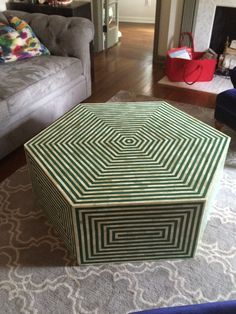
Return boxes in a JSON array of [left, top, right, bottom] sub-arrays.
[[193, 0, 236, 51], [0, 0, 6, 11], [119, 0, 157, 24], [158, 0, 184, 56]]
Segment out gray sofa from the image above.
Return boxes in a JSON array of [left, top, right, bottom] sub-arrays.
[[0, 10, 94, 159]]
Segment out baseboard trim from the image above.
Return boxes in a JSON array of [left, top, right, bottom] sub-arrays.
[[119, 16, 155, 24]]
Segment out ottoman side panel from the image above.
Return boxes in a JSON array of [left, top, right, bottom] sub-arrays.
[[199, 140, 230, 239], [76, 203, 204, 264], [26, 154, 77, 259]]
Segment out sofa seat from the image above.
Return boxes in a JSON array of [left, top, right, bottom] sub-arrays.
[[0, 55, 83, 123], [0, 11, 94, 159], [130, 300, 236, 314], [215, 67, 236, 131], [0, 55, 88, 160]]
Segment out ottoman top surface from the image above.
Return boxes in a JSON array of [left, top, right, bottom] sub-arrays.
[[25, 102, 230, 207]]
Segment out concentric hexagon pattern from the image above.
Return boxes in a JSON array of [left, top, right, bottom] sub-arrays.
[[25, 102, 230, 264]]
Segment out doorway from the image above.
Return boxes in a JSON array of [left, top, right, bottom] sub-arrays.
[[92, 0, 161, 63], [92, 0, 119, 52], [118, 0, 156, 58]]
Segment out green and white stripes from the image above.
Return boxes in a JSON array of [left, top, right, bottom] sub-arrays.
[[27, 155, 77, 257], [25, 102, 230, 264], [76, 203, 204, 264]]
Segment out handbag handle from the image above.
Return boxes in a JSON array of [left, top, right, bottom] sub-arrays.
[[179, 32, 195, 52], [183, 64, 203, 85]]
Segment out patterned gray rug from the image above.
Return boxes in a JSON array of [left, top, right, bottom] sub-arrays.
[[1, 91, 236, 314]]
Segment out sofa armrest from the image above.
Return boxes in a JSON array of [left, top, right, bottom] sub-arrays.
[[230, 67, 236, 88], [3, 11, 94, 94]]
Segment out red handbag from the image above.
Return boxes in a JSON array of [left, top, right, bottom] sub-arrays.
[[165, 32, 217, 85]]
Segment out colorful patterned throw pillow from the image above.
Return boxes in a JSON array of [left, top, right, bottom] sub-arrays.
[[0, 16, 50, 63], [0, 23, 26, 62]]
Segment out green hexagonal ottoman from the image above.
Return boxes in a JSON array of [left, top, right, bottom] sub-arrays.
[[24, 102, 230, 265]]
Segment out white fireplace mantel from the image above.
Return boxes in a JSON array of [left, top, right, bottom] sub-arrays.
[[193, 0, 236, 51], [0, 0, 6, 11]]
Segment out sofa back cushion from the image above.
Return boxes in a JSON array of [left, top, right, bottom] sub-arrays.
[[0, 16, 50, 63]]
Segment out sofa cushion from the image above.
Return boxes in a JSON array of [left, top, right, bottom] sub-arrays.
[[130, 300, 236, 314], [0, 55, 83, 118], [215, 88, 236, 130], [0, 16, 50, 63], [0, 23, 27, 62], [230, 67, 236, 88], [8, 16, 50, 55]]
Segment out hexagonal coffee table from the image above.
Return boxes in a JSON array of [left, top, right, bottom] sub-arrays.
[[24, 102, 230, 264]]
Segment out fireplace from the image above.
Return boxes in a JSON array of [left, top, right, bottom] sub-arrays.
[[193, 0, 236, 52], [210, 6, 236, 55]]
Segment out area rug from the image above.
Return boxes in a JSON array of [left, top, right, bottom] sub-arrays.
[[158, 75, 233, 95], [1, 92, 236, 314]]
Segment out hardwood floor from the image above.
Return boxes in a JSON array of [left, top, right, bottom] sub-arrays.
[[87, 23, 159, 102], [87, 22, 216, 107], [0, 22, 216, 182]]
